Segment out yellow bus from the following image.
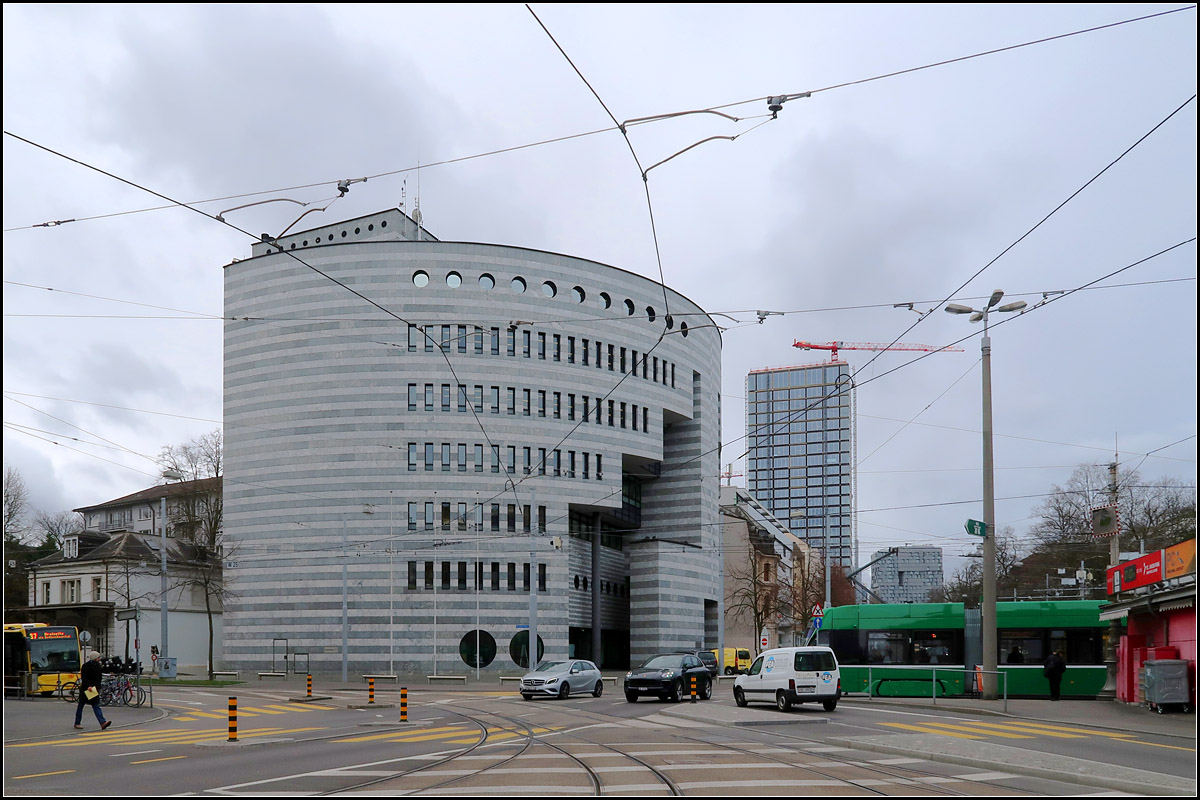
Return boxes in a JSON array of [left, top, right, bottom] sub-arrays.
[[711, 647, 753, 675], [3, 623, 82, 696]]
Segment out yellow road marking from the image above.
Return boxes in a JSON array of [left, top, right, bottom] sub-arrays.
[[879, 722, 986, 740], [11, 727, 327, 748], [265, 703, 332, 711], [982, 720, 1136, 738], [7, 730, 191, 748], [14, 770, 76, 780], [183, 710, 235, 719], [894, 721, 1034, 739], [131, 756, 187, 765], [945, 721, 1088, 739], [239, 706, 289, 714], [1126, 740, 1196, 752], [335, 725, 470, 743]]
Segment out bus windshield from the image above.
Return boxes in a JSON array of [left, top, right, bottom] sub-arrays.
[[27, 628, 81, 672]]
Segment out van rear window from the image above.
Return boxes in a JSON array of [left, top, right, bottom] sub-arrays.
[[795, 652, 836, 671]]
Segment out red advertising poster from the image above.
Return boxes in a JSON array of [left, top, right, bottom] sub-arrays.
[[1107, 551, 1163, 595]]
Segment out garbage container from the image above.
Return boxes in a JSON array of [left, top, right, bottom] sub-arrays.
[[158, 657, 177, 679], [1143, 659, 1191, 714]]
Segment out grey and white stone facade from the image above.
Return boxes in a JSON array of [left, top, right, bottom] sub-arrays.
[[222, 209, 722, 675]]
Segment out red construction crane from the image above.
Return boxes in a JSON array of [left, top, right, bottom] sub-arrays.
[[792, 340, 964, 362]]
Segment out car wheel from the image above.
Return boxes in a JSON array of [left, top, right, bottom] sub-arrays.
[[734, 687, 748, 707], [593, 679, 604, 698], [700, 678, 712, 700], [724, 667, 735, 676], [776, 690, 792, 712], [625, 691, 638, 703], [558, 683, 569, 699], [670, 679, 684, 702], [822, 697, 838, 712]]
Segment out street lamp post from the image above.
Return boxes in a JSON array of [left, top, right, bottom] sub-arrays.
[[159, 469, 183, 668], [945, 290, 1025, 701]]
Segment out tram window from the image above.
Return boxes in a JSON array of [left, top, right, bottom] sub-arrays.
[[1000, 630, 1043, 663], [867, 632, 905, 663], [911, 631, 956, 664]]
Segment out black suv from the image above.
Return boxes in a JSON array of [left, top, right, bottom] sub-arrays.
[[676, 649, 719, 678], [624, 653, 713, 702]]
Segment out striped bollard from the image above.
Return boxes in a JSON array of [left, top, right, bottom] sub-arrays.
[[368, 677, 375, 705], [307, 674, 312, 698], [228, 697, 237, 742], [690, 675, 697, 703], [400, 687, 408, 722]]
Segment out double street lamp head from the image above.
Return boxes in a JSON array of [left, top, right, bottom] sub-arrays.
[[944, 292, 1028, 322]]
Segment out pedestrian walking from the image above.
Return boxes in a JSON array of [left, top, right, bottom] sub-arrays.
[[74, 651, 112, 730], [1043, 649, 1066, 701]]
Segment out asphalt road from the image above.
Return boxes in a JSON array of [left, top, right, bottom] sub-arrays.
[[4, 684, 1196, 796]]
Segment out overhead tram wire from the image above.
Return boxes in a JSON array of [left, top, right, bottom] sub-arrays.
[[8, 6, 1192, 234]]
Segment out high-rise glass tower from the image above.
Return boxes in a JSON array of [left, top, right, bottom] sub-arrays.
[[745, 362, 854, 569]]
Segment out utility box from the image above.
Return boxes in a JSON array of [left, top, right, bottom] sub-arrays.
[[158, 657, 177, 679], [1143, 659, 1191, 713]]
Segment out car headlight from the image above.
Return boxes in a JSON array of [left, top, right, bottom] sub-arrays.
[[626, 672, 633, 678], [546, 677, 557, 684], [662, 670, 675, 679]]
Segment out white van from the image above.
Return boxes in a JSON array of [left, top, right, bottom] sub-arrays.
[[733, 646, 841, 712]]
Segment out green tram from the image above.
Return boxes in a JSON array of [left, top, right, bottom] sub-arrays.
[[821, 601, 1109, 698]]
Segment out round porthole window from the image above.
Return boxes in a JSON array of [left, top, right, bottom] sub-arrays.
[[479, 273, 495, 290], [542, 281, 557, 298], [646, 306, 656, 322], [572, 286, 586, 304], [446, 272, 462, 288], [599, 292, 611, 309], [680, 321, 689, 337], [625, 299, 636, 316], [511, 277, 527, 294], [460, 630, 496, 668], [413, 271, 430, 288], [508, 631, 545, 670], [665, 314, 673, 329]]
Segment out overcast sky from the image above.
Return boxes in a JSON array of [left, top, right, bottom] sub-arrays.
[[3, 4, 1195, 581]]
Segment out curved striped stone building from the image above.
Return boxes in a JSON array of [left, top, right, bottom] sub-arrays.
[[222, 208, 722, 675]]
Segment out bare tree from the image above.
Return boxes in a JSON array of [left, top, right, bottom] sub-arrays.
[[31, 510, 83, 553], [3, 465, 31, 545], [725, 537, 781, 654]]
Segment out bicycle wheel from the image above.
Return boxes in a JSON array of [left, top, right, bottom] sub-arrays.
[[59, 681, 79, 702], [118, 685, 133, 706], [131, 685, 147, 707]]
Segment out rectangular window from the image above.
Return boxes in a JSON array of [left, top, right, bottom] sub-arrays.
[[582, 452, 590, 480], [441, 325, 451, 351], [568, 450, 576, 478], [491, 562, 500, 590], [632, 404, 638, 431], [507, 446, 516, 475], [620, 402, 627, 429], [538, 390, 546, 417], [442, 502, 451, 531], [538, 563, 547, 592], [458, 385, 467, 412], [91, 577, 102, 601], [653, 357, 659, 382], [523, 446, 532, 475], [620, 347, 626, 373], [553, 392, 561, 419], [408, 502, 418, 530], [426, 502, 434, 528], [425, 326, 435, 352], [582, 396, 590, 422], [490, 386, 500, 414], [596, 454, 603, 480], [441, 384, 451, 412], [522, 388, 531, 416], [537, 505, 546, 533], [608, 400, 615, 427], [425, 443, 434, 471], [507, 504, 516, 532], [582, 339, 590, 366], [523, 562, 531, 591], [606, 343, 614, 370], [457, 443, 467, 472], [409, 442, 418, 471], [457, 325, 467, 354], [491, 327, 501, 355], [491, 444, 501, 473], [458, 561, 467, 590], [642, 407, 648, 432], [425, 561, 434, 590], [508, 562, 516, 591], [553, 449, 561, 477], [553, 334, 561, 362], [538, 448, 547, 476], [507, 387, 516, 415], [507, 328, 516, 356], [408, 323, 419, 352], [568, 394, 576, 421], [441, 443, 450, 471], [425, 384, 434, 411], [474, 385, 484, 413], [632, 350, 639, 376], [408, 561, 417, 590], [441, 561, 451, 590], [568, 337, 576, 363], [475, 326, 484, 354], [596, 398, 603, 425], [491, 503, 500, 531], [537, 332, 546, 359], [522, 330, 531, 358], [522, 504, 531, 533], [475, 443, 484, 472], [408, 383, 418, 411]]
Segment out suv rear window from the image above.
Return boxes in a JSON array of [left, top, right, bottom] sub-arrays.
[[795, 652, 837, 671], [698, 652, 716, 664]]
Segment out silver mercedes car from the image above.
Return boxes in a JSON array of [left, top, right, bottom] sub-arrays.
[[519, 659, 604, 700]]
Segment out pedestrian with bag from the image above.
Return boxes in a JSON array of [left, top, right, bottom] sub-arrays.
[[74, 651, 112, 730], [1043, 649, 1066, 701]]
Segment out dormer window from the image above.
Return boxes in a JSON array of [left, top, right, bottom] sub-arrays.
[[64, 536, 79, 559]]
